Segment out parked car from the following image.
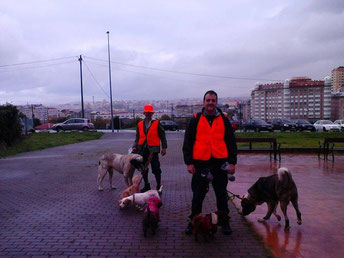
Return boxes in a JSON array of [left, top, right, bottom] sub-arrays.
[[52, 118, 95, 132], [313, 120, 341, 132], [243, 119, 274, 132], [294, 119, 316, 131], [334, 120, 344, 132], [272, 118, 297, 131], [160, 120, 179, 131], [229, 120, 238, 132]]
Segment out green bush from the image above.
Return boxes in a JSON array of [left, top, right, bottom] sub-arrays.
[[0, 104, 22, 149]]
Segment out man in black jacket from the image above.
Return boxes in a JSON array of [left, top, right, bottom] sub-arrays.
[[183, 90, 237, 235]]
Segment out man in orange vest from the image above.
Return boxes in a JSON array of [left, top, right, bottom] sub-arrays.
[[132, 104, 167, 192], [183, 90, 237, 235]]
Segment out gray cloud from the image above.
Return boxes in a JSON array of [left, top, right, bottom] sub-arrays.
[[0, 0, 343, 105]]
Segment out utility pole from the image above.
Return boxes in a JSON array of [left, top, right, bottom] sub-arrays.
[[31, 105, 35, 123], [107, 31, 114, 133], [79, 55, 85, 118], [171, 103, 174, 121]]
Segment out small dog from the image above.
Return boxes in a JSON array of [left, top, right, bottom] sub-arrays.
[[241, 167, 302, 230], [97, 153, 144, 191], [142, 196, 163, 237], [192, 211, 229, 242], [118, 186, 163, 209], [120, 175, 142, 198]]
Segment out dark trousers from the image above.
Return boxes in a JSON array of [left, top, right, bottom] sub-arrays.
[[190, 164, 229, 219], [141, 148, 162, 185]]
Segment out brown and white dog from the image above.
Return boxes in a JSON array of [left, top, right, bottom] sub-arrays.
[[120, 175, 142, 198], [241, 167, 302, 230], [97, 153, 144, 191], [118, 186, 163, 209], [142, 196, 163, 237], [192, 211, 229, 242]]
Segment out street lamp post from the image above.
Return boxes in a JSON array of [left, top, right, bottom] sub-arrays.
[[107, 31, 114, 133], [79, 55, 85, 118]]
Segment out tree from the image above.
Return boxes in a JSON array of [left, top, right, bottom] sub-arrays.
[[0, 104, 22, 149], [33, 118, 42, 127], [160, 114, 171, 120], [92, 117, 109, 129]]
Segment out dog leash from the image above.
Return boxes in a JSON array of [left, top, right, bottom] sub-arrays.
[[138, 153, 153, 185], [227, 190, 243, 200]]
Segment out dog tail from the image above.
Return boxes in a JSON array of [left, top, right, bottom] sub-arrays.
[[278, 167, 293, 188], [157, 185, 163, 195]]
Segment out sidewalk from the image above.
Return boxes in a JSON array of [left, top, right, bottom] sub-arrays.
[[0, 133, 268, 257]]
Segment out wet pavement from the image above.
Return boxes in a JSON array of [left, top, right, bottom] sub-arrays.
[[0, 132, 268, 257], [231, 153, 344, 258], [1, 131, 343, 257]]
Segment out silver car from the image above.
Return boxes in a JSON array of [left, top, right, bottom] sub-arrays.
[[313, 120, 341, 132], [52, 118, 95, 132], [334, 120, 344, 132]]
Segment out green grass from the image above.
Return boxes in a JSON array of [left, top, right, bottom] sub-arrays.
[[235, 131, 344, 148], [0, 132, 104, 158]]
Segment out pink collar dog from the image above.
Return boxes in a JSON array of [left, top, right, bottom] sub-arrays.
[[145, 196, 162, 220]]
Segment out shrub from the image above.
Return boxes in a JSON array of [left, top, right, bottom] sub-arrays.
[[0, 104, 22, 149]]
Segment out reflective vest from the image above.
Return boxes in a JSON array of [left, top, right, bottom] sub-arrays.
[[193, 114, 228, 160], [138, 120, 160, 146]]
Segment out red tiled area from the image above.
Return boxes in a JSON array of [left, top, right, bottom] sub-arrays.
[[229, 153, 344, 258]]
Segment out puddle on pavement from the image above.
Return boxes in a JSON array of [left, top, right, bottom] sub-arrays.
[[230, 153, 344, 258]]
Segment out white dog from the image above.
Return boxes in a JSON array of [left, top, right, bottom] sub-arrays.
[[97, 153, 144, 191], [118, 186, 163, 209]]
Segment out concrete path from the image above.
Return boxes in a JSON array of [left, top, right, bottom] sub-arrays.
[[0, 132, 268, 257]]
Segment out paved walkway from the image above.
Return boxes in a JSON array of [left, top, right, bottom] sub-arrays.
[[0, 133, 268, 257], [231, 153, 344, 258]]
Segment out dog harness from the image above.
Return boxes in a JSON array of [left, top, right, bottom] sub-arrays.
[[138, 120, 160, 147], [193, 114, 228, 160]]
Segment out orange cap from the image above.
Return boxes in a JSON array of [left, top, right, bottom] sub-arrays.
[[143, 104, 154, 113]]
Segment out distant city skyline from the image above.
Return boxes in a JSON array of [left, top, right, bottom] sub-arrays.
[[1, 1, 343, 105]]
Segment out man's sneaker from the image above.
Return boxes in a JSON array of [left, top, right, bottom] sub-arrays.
[[185, 222, 193, 235], [140, 183, 151, 193], [222, 224, 232, 235]]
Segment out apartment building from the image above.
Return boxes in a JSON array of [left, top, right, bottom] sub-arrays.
[[331, 93, 344, 120], [331, 66, 344, 93], [250, 76, 332, 122]]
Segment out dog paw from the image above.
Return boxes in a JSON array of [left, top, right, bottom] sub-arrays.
[[284, 226, 290, 231], [297, 220, 302, 225], [98, 187, 104, 191], [111, 186, 116, 190], [258, 218, 266, 223]]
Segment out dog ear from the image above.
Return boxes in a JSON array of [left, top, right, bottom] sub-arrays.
[[124, 199, 131, 205]]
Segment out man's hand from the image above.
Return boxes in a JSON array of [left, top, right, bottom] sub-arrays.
[[187, 164, 195, 174], [228, 164, 235, 175], [161, 148, 166, 156]]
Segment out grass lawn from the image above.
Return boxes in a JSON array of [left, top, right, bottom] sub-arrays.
[[0, 132, 104, 158], [235, 131, 344, 148]]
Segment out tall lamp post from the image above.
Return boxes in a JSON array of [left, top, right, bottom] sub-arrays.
[[79, 55, 85, 118], [107, 31, 114, 133]]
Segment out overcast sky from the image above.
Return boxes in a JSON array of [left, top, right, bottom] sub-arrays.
[[1, 0, 343, 106]]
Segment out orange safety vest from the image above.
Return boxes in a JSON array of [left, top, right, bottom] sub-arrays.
[[193, 114, 228, 160], [138, 120, 160, 146]]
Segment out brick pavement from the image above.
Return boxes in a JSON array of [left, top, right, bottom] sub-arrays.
[[0, 132, 269, 257]]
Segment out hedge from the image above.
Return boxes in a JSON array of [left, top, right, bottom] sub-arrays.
[[0, 104, 22, 149]]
